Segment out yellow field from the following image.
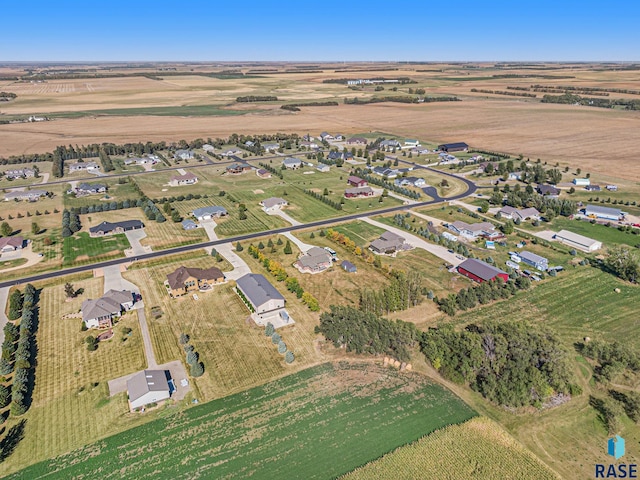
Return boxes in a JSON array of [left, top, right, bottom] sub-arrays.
[[342, 417, 560, 480]]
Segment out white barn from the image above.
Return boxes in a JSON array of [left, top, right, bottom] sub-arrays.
[[127, 370, 171, 410]]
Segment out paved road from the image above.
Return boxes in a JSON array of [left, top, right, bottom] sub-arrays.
[[0, 287, 9, 345], [0, 167, 476, 288]]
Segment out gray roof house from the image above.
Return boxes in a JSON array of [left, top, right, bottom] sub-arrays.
[[283, 157, 302, 169], [449, 221, 500, 239], [76, 183, 107, 195], [127, 370, 171, 410], [517, 251, 548, 271], [394, 177, 426, 187], [261, 197, 288, 212], [370, 231, 408, 254], [4, 190, 48, 202], [372, 166, 397, 178], [81, 289, 135, 329], [294, 247, 333, 274], [498, 206, 540, 222], [89, 220, 144, 237], [4, 168, 35, 179], [181, 219, 198, 230], [236, 273, 286, 321], [68, 161, 100, 173], [174, 149, 194, 160], [192, 206, 227, 221], [169, 172, 198, 186]]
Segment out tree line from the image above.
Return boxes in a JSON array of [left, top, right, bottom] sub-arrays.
[[236, 96, 278, 102], [344, 95, 459, 105], [359, 270, 423, 316], [470, 88, 537, 98]]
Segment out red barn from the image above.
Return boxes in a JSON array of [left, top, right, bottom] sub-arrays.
[[457, 258, 509, 283], [347, 175, 368, 188]]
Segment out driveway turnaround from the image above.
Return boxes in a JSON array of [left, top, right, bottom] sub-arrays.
[[265, 208, 302, 226], [125, 229, 151, 257], [201, 220, 252, 280], [107, 359, 190, 401]]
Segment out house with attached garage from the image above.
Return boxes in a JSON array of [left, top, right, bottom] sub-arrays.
[[0, 236, 24, 252], [127, 370, 171, 411], [294, 247, 333, 274], [457, 258, 509, 283], [174, 149, 194, 160], [537, 184, 560, 197], [226, 162, 252, 174], [81, 289, 136, 329], [344, 186, 374, 198], [89, 220, 144, 237], [371, 166, 397, 178], [369, 231, 409, 255], [448, 221, 501, 240], [394, 176, 426, 187], [68, 161, 100, 173], [319, 132, 334, 141], [346, 137, 367, 146], [498, 206, 540, 222], [514, 251, 548, 271], [169, 172, 198, 186], [4, 168, 35, 179], [4, 190, 48, 202], [192, 206, 227, 221], [221, 148, 243, 157], [379, 139, 401, 149], [260, 197, 288, 212], [75, 182, 107, 196], [166, 265, 225, 297], [263, 143, 280, 152], [300, 141, 319, 150], [283, 157, 302, 169], [235, 273, 289, 326]]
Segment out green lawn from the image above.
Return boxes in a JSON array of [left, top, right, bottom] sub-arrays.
[[48, 104, 254, 118], [551, 217, 640, 247], [8, 362, 476, 480], [62, 232, 130, 266]]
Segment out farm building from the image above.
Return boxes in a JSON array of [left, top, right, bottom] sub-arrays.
[[347, 176, 368, 188], [127, 370, 171, 410], [174, 149, 194, 160], [166, 265, 225, 297], [572, 178, 590, 186], [82, 289, 136, 329], [0, 236, 24, 252], [554, 230, 602, 252], [537, 184, 560, 197], [341, 260, 357, 273], [294, 247, 333, 274], [437, 142, 469, 152], [606, 185, 618, 191], [181, 219, 198, 230], [260, 197, 288, 212], [370, 231, 408, 255], [457, 258, 509, 283], [4, 190, 48, 202], [283, 157, 302, 169], [169, 172, 198, 186], [344, 187, 374, 198], [516, 251, 548, 271], [192, 206, 227, 221], [226, 162, 252, 174], [584, 205, 624, 221], [256, 168, 272, 178], [316, 164, 330, 172], [236, 273, 289, 325], [89, 220, 144, 237]]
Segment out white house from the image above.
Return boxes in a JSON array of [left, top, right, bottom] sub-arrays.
[[260, 197, 288, 212], [68, 161, 100, 173], [192, 206, 227, 221], [175, 149, 194, 160], [403, 139, 420, 148], [316, 164, 330, 173], [81, 289, 135, 329], [169, 172, 198, 186], [127, 370, 171, 410], [283, 157, 302, 169], [554, 230, 602, 252]]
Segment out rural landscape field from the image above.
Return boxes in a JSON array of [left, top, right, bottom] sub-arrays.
[[1, 30, 640, 479]]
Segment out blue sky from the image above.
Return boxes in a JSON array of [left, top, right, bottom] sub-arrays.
[[1, 1, 638, 61]]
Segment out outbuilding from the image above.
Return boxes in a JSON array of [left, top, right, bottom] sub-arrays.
[[553, 230, 602, 252], [457, 258, 509, 283], [127, 370, 171, 410]]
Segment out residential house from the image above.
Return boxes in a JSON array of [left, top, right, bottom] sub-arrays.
[[344, 186, 374, 198], [166, 265, 225, 297], [256, 168, 272, 178], [553, 230, 602, 252], [347, 175, 368, 188], [457, 258, 509, 283], [294, 247, 333, 274], [516, 251, 548, 271], [394, 177, 426, 187], [507, 172, 523, 181], [442, 232, 458, 242], [369, 231, 408, 254], [68, 161, 100, 173], [379, 139, 401, 149], [343, 151, 354, 161], [448, 221, 500, 239], [537, 184, 560, 197], [334, 134, 344, 141], [300, 141, 319, 150], [316, 164, 330, 173], [169, 172, 198, 186], [4, 190, 47, 202], [346, 137, 367, 146], [573, 178, 590, 186], [75, 183, 107, 196], [221, 148, 243, 157], [4, 168, 35, 179], [327, 151, 342, 162], [235, 273, 287, 323], [404, 139, 420, 148], [437, 142, 469, 152], [124, 156, 157, 166], [341, 260, 357, 273], [202, 144, 215, 152], [181, 219, 198, 230], [260, 197, 288, 212], [372, 166, 397, 178], [174, 149, 194, 160], [585, 184, 601, 191], [226, 162, 252, 174], [319, 132, 334, 141], [81, 289, 135, 329], [498, 206, 540, 222], [0, 236, 24, 252], [606, 185, 618, 192], [127, 370, 171, 410], [263, 143, 280, 152], [192, 206, 227, 221], [410, 147, 430, 155], [283, 157, 302, 169], [89, 220, 144, 237], [584, 205, 624, 221]]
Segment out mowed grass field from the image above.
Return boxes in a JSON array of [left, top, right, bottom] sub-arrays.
[[0, 275, 148, 476], [342, 417, 560, 480], [7, 362, 476, 480], [62, 231, 130, 266]]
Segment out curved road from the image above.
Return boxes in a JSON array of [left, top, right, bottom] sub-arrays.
[[0, 162, 476, 288]]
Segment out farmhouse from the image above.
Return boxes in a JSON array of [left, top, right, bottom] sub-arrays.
[[4, 190, 47, 202], [169, 172, 198, 186], [226, 162, 252, 174], [457, 258, 509, 283], [346, 137, 367, 146], [438, 142, 469, 152], [4, 168, 35, 179], [236, 273, 288, 324], [294, 246, 333, 274], [0, 236, 24, 252], [316, 164, 330, 172], [127, 370, 171, 410], [573, 178, 590, 186], [498, 206, 540, 222], [256, 168, 272, 178], [181, 219, 198, 230], [394, 177, 426, 187], [81, 289, 135, 329], [68, 161, 100, 173], [75, 183, 107, 196], [283, 157, 302, 169], [260, 197, 288, 212], [89, 220, 144, 237], [554, 230, 602, 252], [516, 251, 549, 271], [124, 156, 158, 166], [537, 184, 560, 197], [449, 221, 500, 239], [347, 175, 368, 187], [584, 205, 624, 221], [192, 206, 228, 221], [370, 231, 409, 255], [174, 149, 194, 160], [166, 265, 225, 297], [344, 186, 374, 198], [341, 260, 357, 273]]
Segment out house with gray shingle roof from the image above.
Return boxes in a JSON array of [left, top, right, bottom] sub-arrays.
[[192, 206, 227, 221], [81, 289, 135, 329], [294, 247, 333, 274], [260, 197, 288, 212], [283, 157, 302, 169], [127, 370, 171, 410], [236, 274, 288, 325]]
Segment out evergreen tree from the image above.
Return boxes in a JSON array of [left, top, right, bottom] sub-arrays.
[[283, 240, 292, 255]]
